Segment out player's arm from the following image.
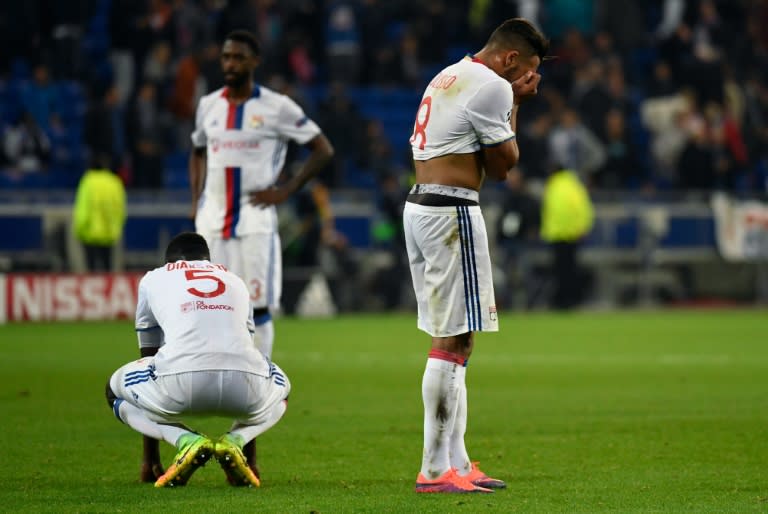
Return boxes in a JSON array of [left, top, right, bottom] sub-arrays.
[[189, 147, 206, 220], [250, 97, 335, 206], [481, 117, 520, 181], [283, 134, 335, 197], [189, 97, 209, 220], [475, 72, 541, 181], [251, 133, 334, 206]]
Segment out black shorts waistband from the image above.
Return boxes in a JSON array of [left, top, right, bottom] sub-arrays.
[[406, 193, 479, 207]]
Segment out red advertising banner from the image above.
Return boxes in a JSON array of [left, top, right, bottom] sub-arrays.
[[0, 273, 144, 323]]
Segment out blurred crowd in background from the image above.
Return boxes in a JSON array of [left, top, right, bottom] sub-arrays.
[[1, 0, 767, 194]]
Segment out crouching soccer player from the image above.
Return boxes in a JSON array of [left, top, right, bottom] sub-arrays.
[[105, 232, 290, 487]]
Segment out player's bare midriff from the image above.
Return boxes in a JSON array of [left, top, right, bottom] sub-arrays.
[[414, 152, 485, 191]]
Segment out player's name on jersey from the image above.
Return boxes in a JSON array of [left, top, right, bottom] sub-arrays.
[[165, 261, 229, 272], [429, 72, 457, 90]]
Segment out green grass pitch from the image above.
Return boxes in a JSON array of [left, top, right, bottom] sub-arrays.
[[1, 310, 767, 513]]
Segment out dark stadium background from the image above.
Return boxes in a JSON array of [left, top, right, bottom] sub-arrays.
[[1, 0, 767, 313]]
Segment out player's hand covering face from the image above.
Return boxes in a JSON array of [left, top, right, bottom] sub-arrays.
[[221, 40, 258, 88], [512, 71, 542, 104]]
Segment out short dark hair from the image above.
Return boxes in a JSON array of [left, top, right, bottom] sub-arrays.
[[225, 29, 260, 57], [487, 18, 549, 60], [165, 232, 210, 263]]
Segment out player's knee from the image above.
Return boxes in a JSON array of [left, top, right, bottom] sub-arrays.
[[105, 380, 117, 409]]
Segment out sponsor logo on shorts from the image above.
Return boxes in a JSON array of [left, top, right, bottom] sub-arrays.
[[489, 305, 497, 321], [180, 300, 234, 313]]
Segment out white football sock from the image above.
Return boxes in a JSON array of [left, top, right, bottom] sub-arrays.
[[115, 400, 192, 446], [230, 399, 287, 444], [420, 351, 463, 479], [253, 318, 274, 359], [450, 364, 472, 476]]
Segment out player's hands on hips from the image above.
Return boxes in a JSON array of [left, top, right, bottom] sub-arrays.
[[512, 71, 541, 104], [250, 186, 290, 207]]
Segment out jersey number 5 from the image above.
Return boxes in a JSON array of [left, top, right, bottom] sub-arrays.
[[185, 269, 226, 298], [410, 96, 432, 150]]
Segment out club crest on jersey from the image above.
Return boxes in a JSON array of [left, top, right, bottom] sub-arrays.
[[249, 115, 264, 128], [210, 138, 220, 153], [489, 305, 497, 321]]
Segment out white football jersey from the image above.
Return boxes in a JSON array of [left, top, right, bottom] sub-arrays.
[[191, 85, 321, 238], [410, 56, 515, 160], [134, 260, 269, 377]]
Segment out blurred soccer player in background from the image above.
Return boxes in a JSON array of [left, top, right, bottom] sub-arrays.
[[405, 18, 548, 493], [106, 232, 290, 488]]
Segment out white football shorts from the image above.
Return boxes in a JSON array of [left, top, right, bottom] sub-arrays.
[[110, 357, 291, 425], [200, 232, 282, 310], [404, 201, 498, 337]]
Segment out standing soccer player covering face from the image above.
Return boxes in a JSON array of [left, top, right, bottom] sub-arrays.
[[406, 18, 548, 493], [135, 30, 333, 484]]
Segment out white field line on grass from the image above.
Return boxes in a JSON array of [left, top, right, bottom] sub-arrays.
[[296, 352, 764, 366]]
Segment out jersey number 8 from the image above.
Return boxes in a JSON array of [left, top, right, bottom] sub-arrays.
[[410, 96, 432, 150]]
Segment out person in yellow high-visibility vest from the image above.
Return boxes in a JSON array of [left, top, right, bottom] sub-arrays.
[[540, 168, 594, 309], [73, 162, 126, 271]]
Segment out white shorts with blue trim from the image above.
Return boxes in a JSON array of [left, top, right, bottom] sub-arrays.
[[199, 231, 282, 310], [109, 357, 291, 425], [404, 201, 498, 337]]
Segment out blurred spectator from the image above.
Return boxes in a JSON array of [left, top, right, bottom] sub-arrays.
[[357, 119, 395, 179], [21, 64, 59, 131], [540, 167, 594, 310], [325, 1, 362, 84], [46, 0, 92, 80], [744, 74, 768, 185], [167, 50, 204, 151], [84, 85, 124, 170], [316, 82, 365, 184], [126, 82, 169, 189], [369, 172, 407, 310], [2, 112, 51, 173], [595, 0, 645, 53], [496, 169, 541, 309], [109, 0, 152, 105], [645, 60, 678, 99], [676, 118, 716, 190], [198, 41, 224, 94], [541, 0, 595, 40], [72, 154, 127, 272], [641, 90, 694, 186], [285, 31, 316, 85], [516, 112, 553, 181], [170, 0, 212, 57], [143, 42, 174, 90], [705, 101, 749, 190], [574, 59, 610, 137], [548, 108, 606, 180], [595, 108, 642, 189]]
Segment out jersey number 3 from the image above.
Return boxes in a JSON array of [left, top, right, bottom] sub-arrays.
[[185, 269, 226, 298], [410, 96, 432, 150]]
